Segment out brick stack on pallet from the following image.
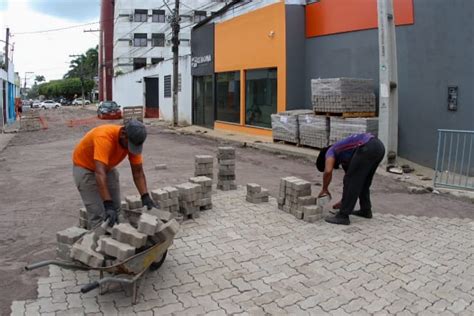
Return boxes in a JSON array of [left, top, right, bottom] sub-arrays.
[[329, 117, 379, 143], [217, 147, 237, 191], [311, 78, 376, 114], [195, 155, 214, 179], [189, 176, 213, 210], [278, 176, 323, 223], [271, 110, 313, 144], [246, 183, 269, 204], [298, 114, 330, 148], [176, 182, 202, 219]]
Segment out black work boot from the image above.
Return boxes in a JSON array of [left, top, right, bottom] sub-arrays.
[[325, 213, 350, 225], [352, 209, 373, 219]]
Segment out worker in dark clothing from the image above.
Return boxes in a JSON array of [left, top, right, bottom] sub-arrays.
[[316, 133, 385, 225]]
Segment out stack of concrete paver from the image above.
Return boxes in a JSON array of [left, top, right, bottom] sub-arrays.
[[312, 78, 376, 113], [20, 112, 41, 132], [271, 110, 313, 144], [151, 187, 180, 214], [217, 147, 237, 191], [189, 176, 213, 210], [298, 114, 330, 148], [277, 176, 323, 223], [56, 227, 88, 262], [195, 155, 214, 179], [246, 183, 269, 204], [176, 182, 202, 219], [78, 207, 88, 229], [329, 117, 379, 144]]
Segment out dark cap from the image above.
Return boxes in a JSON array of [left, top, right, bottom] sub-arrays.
[[125, 119, 147, 155]]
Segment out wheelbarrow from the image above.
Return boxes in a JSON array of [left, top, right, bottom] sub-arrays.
[[25, 223, 174, 304]]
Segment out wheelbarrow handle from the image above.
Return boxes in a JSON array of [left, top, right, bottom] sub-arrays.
[[81, 281, 100, 293], [25, 260, 88, 271]]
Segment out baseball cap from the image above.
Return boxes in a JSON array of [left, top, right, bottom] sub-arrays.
[[125, 119, 147, 155]]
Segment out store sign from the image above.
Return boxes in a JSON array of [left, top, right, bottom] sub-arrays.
[[192, 55, 212, 68]]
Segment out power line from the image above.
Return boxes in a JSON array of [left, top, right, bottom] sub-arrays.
[[13, 21, 101, 35]]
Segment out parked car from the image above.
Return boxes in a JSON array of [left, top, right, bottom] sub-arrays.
[[32, 100, 42, 108], [40, 100, 61, 109], [72, 98, 91, 106], [97, 101, 122, 119]]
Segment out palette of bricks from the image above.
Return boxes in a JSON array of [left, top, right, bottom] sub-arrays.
[[217, 147, 237, 191], [271, 110, 313, 145], [278, 176, 323, 223], [246, 183, 269, 204]]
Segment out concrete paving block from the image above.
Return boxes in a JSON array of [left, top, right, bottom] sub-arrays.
[[294, 209, 304, 219], [304, 214, 322, 223], [153, 219, 180, 242], [56, 227, 88, 245], [317, 195, 331, 207], [298, 196, 317, 206], [112, 223, 147, 248], [70, 236, 104, 268], [125, 195, 142, 209], [247, 183, 261, 194], [253, 189, 269, 199], [151, 188, 169, 201], [120, 200, 129, 211], [56, 243, 72, 261], [218, 169, 235, 176], [147, 209, 175, 222], [137, 213, 162, 235], [302, 205, 323, 217], [100, 237, 135, 261], [195, 155, 214, 163], [199, 198, 212, 206], [163, 186, 179, 199], [246, 196, 269, 204], [155, 164, 167, 170]]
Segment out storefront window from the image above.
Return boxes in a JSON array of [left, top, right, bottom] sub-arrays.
[[216, 72, 240, 124], [245, 68, 277, 128]]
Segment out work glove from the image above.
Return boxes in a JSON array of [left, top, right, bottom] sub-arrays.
[[103, 200, 119, 227], [141, 193, 157, 210]]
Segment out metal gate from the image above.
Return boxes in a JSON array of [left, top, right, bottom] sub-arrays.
[[434, 129, 474, 191], [145, 77, 159, 118]]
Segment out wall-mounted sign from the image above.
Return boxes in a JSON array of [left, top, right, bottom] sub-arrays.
[[192, 55, 212, 68]]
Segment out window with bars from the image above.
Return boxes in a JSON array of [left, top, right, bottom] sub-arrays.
[[164, 75, 172, 98], [178, 73, 182, 92], [152, 9, 166, 22], [194, 10, 207, 23], [134, 33, 147, 47], [134, 9, 148, 22], [151, 58, 164, 65], [152, 33, 165, 47], [133, 58, 147, 70]]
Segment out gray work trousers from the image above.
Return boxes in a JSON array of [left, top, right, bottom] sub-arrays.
[[73, 165, 122, 229]]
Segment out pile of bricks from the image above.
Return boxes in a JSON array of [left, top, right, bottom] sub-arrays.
[[278, 176, 323, 223], [217, 147, 237, 191], [271, 110, 313, 144], [246, 183, 269, 203], [298, 114, 329, 149], [189, 176, 213, 210], [151, 187, 180, 214], [329, 117, 379, 144], [70, 233, 105, 267], [78, 207, 88, 229], [20, 112, 41, 132], [195, 155, 214, 179], [175, 182, 202, 219], [311, 78, 376, 113], [56, 227, 88, 262]]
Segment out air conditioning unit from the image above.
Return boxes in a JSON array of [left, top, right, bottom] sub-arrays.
[[129, 14, 134, 22]]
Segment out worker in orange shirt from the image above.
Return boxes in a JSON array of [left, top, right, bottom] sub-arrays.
[[72, 119, 156, 228]]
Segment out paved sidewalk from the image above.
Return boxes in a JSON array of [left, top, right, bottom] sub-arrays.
[[13, 188, 474, 315]]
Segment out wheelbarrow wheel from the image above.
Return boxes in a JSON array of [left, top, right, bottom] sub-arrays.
[[150, 250, 167, 271]]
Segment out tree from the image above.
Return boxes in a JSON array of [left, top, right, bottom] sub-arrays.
[[35, 75, 45, 83], [37, 78, 94, 99], [64, 46, 98, 80]]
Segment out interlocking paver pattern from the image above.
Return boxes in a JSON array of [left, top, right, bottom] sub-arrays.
[[12, 188, 474, 315]]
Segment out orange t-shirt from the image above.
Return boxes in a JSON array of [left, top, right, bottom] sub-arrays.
[[73, 125, 143, 171]]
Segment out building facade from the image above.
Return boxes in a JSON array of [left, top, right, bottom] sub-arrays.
[[191, 0, 474, 168], [0, 54, 20, 127]]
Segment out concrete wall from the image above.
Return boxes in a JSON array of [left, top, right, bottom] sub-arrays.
[[285, 5, 306, 110], [303, 0, 474, 168], [113, 55, 192, 124]]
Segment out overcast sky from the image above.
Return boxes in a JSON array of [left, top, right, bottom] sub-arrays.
[[1, 0, 100, 86]]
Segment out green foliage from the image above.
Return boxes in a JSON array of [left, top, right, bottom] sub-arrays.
[[64, 46, 98, 80], [35, 75, 46, 82], [37, 78, 94, 99]]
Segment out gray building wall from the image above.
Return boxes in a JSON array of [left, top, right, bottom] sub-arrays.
[[303, 0, 474, 168], [285, 5, 306, 110], [191, 23, 215, 76]]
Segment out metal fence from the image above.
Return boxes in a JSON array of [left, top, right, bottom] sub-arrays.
[[434, 129, 474, 191]]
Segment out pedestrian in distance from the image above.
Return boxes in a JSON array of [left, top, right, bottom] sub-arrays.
[[72, 119, 156, 228], [316, 133, 385, 225]]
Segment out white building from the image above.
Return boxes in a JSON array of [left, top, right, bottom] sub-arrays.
[[113, 0, 227, 75], [112, 0, 227, 124]]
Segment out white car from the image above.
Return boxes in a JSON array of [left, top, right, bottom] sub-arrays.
[[40, 100, 61, 109], [72, 98, 91, 106], [32, 100, 42, 108]]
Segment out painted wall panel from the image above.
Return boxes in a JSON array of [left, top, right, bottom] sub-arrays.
[[306, 0, 414, 37]]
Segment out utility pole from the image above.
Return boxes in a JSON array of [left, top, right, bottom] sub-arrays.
[[24, 72, 34, 90], [171, 0, 180, 126], [84, 29, 101, 102], [377, 0, 398, 166], [1, 28, 10, 133], [69, 54, 86, 107]]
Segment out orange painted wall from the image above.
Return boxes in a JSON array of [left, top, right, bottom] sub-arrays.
[[306, 0, 414, 38], [215, 1, 287, 130]]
